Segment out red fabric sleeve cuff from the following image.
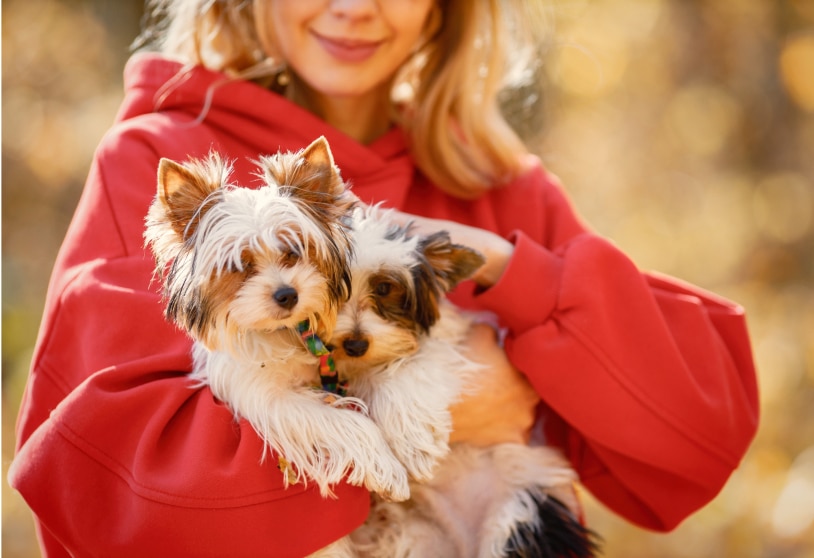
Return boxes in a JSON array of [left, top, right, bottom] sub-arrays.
[[473, 230, 562, 334]]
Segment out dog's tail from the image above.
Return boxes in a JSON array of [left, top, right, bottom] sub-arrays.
[[503, 491, 602, 558]]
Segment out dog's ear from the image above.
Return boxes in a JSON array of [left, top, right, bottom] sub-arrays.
[[157, 156, 224, 239], [418, 232, 486, 292], [301, 136, 334, 170], [299, 136, 345, 197], [259, 136, 350, 206]]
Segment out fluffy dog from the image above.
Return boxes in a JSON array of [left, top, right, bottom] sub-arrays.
[[144, 138, 410, 517], [331, 206, 600, 558]]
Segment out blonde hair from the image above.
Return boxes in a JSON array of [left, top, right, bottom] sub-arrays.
[[136, 0, 549, 198]]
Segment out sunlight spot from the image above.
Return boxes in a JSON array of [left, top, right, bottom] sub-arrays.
[[780, 33, 814, 112]]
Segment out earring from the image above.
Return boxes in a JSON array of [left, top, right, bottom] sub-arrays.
[[276, 68, 290, 87]]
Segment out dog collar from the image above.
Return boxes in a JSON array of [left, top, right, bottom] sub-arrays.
[[296, 320, 348, 396]]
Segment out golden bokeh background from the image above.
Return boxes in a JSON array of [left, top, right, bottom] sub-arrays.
[[2, 1, 813, 556]]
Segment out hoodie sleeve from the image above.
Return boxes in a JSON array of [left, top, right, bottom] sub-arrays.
[[9, 126, 369, 558], [473, 163, 759, 531]]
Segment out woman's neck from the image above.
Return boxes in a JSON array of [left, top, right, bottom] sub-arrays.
[[286, 78, 392, 144]]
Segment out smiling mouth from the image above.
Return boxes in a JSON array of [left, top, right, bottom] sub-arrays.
[[313, 32, 383, 63]]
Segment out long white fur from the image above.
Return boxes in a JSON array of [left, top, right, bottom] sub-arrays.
[[347, 303, 476, 482], [191, 342, 408, 500]]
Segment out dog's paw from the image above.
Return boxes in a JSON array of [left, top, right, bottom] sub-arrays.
[[388, 428, 448, 482], [343, 447, 410, 502], [362, 452, 411, 502], [330, 412, 411, 501], [374, 406, 451, 481], [369, 461, 410, 502]]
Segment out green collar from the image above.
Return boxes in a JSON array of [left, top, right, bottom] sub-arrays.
[[296, 320, 347, 396]]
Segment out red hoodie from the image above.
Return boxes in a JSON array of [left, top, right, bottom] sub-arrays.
[[10, 54, 759, 557]]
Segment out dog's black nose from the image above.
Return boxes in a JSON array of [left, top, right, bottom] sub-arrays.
[[272, 286, 299, 309], [342, 338, 369, 357]]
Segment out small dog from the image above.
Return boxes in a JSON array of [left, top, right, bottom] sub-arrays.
[[144, 138, 410, 515], [330, 206, 600, 558]]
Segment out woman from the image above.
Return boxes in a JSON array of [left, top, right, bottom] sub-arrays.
[[10, 1, 759, 556]]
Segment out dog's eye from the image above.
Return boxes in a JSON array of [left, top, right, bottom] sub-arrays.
[[374, 281, 392, 296], [231, 251, 254, 274], [281, 250, 300, 267]]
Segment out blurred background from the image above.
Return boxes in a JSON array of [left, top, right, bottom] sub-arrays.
[[2, 0, 812, 556]]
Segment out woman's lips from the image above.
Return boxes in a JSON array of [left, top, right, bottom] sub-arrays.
[[313, 33, 382, 63]]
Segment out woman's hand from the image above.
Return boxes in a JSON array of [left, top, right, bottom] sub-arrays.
[[390, 211, 514, 287], [449, 323, 540, 446]]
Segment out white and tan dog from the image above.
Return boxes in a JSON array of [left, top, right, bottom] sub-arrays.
[[144, 138, 410, 516], [331, 206, 600, 558]]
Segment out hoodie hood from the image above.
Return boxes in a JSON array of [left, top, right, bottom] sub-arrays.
[[117, 53, 416, 208]]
